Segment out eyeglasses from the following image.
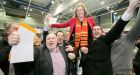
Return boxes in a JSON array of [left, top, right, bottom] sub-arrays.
[[76, 9, 84, 12]]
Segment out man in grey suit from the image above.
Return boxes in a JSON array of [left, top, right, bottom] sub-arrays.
[[111, 1, 140, 75]]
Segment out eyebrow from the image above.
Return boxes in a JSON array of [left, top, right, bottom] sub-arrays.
[[76, 9, 83, 10]]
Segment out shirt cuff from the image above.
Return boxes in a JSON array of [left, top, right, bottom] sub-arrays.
[[121, 12, 133, 21]]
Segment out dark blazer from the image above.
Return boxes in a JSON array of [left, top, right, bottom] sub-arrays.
[[14, 47, 69, 75], [0, 40, 11, 63], [51, 17, 95, 41], [13, 45, 69, 75], [133, 43, 140, 67], [0, 40, 11, 75], [35, 45, 69, 75], [81, 18, 129, 75]]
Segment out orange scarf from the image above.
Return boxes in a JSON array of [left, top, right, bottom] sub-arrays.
[[74, 18, 88, 51]]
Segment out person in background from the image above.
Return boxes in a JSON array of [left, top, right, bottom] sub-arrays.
[[56, 31, 73, 52], [0, 23, 19, 75], [34, 33, 42, 47], [81, 0, 139, 75], [133, 36, 140, 75], [56, 31, 67, 46], [56, 31, 76, 74], [111, 1, 140, 75]]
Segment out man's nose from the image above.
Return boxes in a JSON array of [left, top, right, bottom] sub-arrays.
[[50, 38, 54, 41]]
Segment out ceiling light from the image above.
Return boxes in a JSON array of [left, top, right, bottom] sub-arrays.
[[111, 10, 114, 13], [3, 1, 6, 5], [41, 12, 44, 14], [24, 7, 27, 9], [107, 6, 110, 10], [28, 14, 30, 16], [30, 9, 32, 11], [114, 12, 118, 15], [51, 1, 55, 4], [101, 1, 105, 5]]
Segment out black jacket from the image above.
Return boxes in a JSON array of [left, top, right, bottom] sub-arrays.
[[34, 46, 70, 75], [133, 43, 140, 68], [81, 18, 129, 75], [0, 40, 11, 75], [14, 45, 70, 75], [134, 43, 140, 61]]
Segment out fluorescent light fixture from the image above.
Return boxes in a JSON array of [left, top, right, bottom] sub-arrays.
[[28, 14, 30, 16], [51, 1, 55, 4], [41, 12, 44, 14], [107, 6, 110, 10], [54, 4, 63, 15], [114, 12, 118, 14], [70, 9, 73, 11], [3, 1, 6, 4], [101, 1, 105, 5], [30, 9, 32, 11], [111, 10, 114, 13], [24, 7, 27, 9]]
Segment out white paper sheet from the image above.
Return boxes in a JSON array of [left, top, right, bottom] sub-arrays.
[[10, 25, 35, 63], [49, 18, 57, 24], [48, 18, 57, 33]]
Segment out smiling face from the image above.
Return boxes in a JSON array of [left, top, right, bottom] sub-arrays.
[[46, 33, 57, 51], [56, 32, 64, 44], [93, 26, 103, 38], [34, 34, 42, 46], [76, 6, 85, 18], [74, 3, 87, 18]]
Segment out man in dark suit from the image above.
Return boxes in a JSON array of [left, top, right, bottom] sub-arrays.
[[80, 0, 139, 75], [0, 39, 10, 75], [35, 33, 70, 75], [8, 32, 73, 75], [0, 23, 19, 75]]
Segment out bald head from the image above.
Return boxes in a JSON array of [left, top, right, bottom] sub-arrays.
[[46, 33, 58, 51]]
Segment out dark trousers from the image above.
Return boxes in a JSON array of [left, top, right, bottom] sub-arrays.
[[70, 57, 78, 75], [133, 63, 140, 75]]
